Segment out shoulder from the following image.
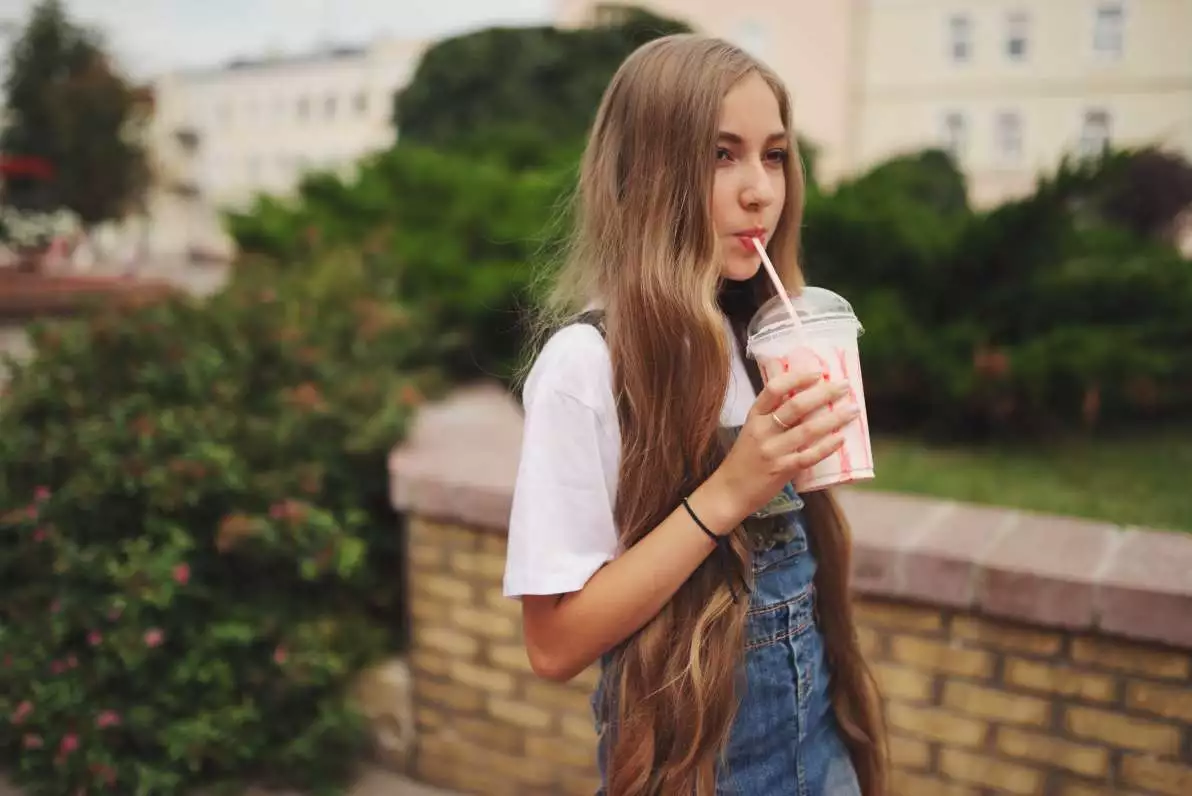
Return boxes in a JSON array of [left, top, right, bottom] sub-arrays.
[[523, 323, 613, 414]]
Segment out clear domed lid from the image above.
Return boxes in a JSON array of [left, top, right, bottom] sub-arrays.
[[746, 286, 861, 341]]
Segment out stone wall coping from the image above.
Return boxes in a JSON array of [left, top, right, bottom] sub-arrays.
[[389, 385, 1192, 651]]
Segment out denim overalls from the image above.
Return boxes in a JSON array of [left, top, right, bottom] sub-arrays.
[[591, 483, 862, 795]]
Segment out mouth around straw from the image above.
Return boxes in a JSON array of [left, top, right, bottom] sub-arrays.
[[751, 237, 803, 330]]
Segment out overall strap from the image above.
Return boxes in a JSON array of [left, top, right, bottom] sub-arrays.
[[572, 309, 606, 338]]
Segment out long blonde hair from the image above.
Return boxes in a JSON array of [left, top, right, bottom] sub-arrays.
[[533, 35, 887, 796]]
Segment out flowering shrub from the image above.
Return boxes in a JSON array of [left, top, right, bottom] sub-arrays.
[[0, 248, 441, 794]]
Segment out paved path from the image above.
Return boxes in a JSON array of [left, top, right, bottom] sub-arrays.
[[0, 766, 461, 796]]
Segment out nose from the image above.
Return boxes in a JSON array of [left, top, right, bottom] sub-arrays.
[[740, 159, 776, 209]]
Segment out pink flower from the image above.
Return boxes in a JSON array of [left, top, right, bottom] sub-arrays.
[[172, 563, 190, 585], [59, 733, 79, 755], [144, 628, 164, 648], [273, 646, 288, 665], [67, 655, 78, 669], [50, 660, 66, 675], [22, 734, 43, 749], [33, 527, 47, 542], [3, 654, 12, 668], [96, 710, 121, 729], [88, 630, 103, 646], [34, 486, 51, 502], [50, 599, 61, 614], [107, 606, 123, 621], [12, 701, 33, 724]]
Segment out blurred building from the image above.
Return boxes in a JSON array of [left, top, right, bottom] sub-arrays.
[[149, 38, 426, 210], [134, 37, 424, 262], [557, 0, 1192, 207]]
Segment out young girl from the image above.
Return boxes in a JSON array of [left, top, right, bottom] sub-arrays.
[[504, 34, 886, 796]]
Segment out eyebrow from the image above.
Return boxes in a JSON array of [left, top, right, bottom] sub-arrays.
[[717, 131, 788, 145]]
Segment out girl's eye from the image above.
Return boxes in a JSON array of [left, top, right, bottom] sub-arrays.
[[766, 149, 790, 164], [716, 147, 733, 162]]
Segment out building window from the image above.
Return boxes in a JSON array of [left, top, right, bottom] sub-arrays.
[[948, 14, 972, 63], [995, 111, 1023, 165], [297, 97, 310, 121], [325, 95, 337, 120], [1080, 109, 1112, 157], [1006, 11, 1029, 61], [1093, 2, 1125, 59], [354, 91, 369, 115], [942, 111, 967, 160]]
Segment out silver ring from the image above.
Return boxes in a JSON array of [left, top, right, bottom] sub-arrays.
[[771, 412, 793, 431]]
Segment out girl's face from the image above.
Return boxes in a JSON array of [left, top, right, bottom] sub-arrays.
[[711, 72, 789, 282]]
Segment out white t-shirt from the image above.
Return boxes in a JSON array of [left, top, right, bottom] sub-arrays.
[[503, 318, 757, 598]]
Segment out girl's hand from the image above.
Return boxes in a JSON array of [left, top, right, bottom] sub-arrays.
[[704, 370, 859, 529]]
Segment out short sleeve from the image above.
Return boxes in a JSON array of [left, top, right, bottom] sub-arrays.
[[503, 326, 621, 598]]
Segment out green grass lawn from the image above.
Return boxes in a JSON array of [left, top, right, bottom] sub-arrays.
[[860, 426, 1192, 532]]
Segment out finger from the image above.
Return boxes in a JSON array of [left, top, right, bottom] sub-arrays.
[[777, 432, 846, 473], [762, 401, 858, 459], [752, 369, 822, 416], [774, 380, 852, 428]]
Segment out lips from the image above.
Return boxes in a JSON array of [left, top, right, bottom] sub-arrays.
[[734, 228, 767, 251]]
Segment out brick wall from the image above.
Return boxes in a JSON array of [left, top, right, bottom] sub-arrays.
[[388, 386, 1192, 796]]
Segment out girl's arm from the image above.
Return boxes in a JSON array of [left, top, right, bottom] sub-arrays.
[[521, 369, 858, 682]]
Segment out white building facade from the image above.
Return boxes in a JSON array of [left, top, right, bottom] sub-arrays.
[[556, 0, 1192, 207], [149, 37, 425, 211]]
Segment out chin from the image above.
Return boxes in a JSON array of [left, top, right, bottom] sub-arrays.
[[720, 255, 762, 283]]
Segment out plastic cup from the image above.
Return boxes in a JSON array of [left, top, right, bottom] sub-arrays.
[[746, 286, 874, 492]]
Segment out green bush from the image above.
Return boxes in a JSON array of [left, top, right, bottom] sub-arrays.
[[0, 249, 441, 795]]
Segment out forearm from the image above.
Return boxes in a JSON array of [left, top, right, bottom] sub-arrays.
[[523, 476, 742, 682]]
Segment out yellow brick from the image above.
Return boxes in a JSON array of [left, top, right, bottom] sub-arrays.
[[409, 595, 440, 623], [559, 772, 603, 796], [420, 679, 484, 713], [416, 573, 476, 604], [453, 549, 508, 579], [1120, 755, 1192, 796], [561, 713, 598, 742], [420, 735, 554, 786], [411, 519, 479, 551], [569, 663, 603, 691], [452, 715, 524, 756], [873, 662, 935, 702], [938, 748, 1044, 795], [854, 600, 944, 633], [408, 540, 446, 568], [449, 659, 516, 695], [450, 604, 518, 640], [489, 643, 535, 675], [891, 770, 980, 796], [480, 533, 507, 555], [1004, 658, 1116, 703], [416, 706, 446, 731], [525, 680, 595, 715], [410, 649, 451, 679], [857, 624, 884, 658], [888, 733, 931, 770], [484, 586, 524, 619], [996, 727, 1109, 778], [951, 616, 1063, 656], [886, 703, 986, 748], [1055, 782, 1114, 796], [890, 637, 994, 679], [1070, 637, 1190, 680], [1065, 706, 1181, 755], [488, 696, 554, 730], [1126, 680, 1192, 723], [942, 681, 1050, 727], [416, 626, 480, 658], [526, 734, 597, 769]]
